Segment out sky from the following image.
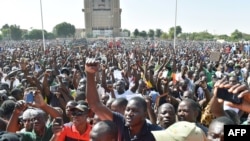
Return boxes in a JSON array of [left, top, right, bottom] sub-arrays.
[[1, 0, 250, 35]]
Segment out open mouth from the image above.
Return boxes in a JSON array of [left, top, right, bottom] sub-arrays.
[[126, 117, 132, 122]]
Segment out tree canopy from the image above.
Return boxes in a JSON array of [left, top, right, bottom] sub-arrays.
[[1, 22, 250, 42], [53, 22, 75, 38]]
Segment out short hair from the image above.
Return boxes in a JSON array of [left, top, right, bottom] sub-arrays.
[[75, 91, 86, 101], [0, 100, 16, 119], [210, 116, 235, 125], [112, 97, 128, 107], [92, 120, 118, 139], [181, 99, 200, 111], [130, 97, 147, 112], [10, 88, 23, 100], [158, 103, 175, 114], [180, 99, 201, 120], [224, 110, 240, 125]]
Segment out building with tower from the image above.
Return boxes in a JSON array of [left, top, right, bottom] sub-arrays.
[[82, 0, 122, 38]]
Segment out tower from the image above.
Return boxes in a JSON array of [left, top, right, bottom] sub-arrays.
[[82, 0, 122, 38]]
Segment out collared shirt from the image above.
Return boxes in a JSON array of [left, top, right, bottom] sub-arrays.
[[57, 122, 92, 141], [113, 112, 163, 141]]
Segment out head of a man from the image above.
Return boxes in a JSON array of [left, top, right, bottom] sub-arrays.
[[114, 80, 125, 94], [0, 100, 16, 120], [157, 103, 176, 129], [90, 120, 118, 141], [31, 109, 48, 135], [177, 99, 200, 122], [65, 100, 78, 118], [182, 90, 195, 100], [10, 88, 23, 101], [70, 104, 89, 128], [100, 93, 109, 105], [21, 108, 35, 132], [137, 79, 147, 93], [111, 97, 128, 115], [124, 97, 147, 127], [207, 116, 235, 141]]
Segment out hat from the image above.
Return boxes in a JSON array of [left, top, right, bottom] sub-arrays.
[[30, 109, 46, 118], [22, 108, 36, 120], [0, 131, 22, 141], [73, 105, 88, 112], [151, 121, 206, 141]]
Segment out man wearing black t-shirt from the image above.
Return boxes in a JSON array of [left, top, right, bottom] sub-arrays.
[[85, 58, 163, 141]]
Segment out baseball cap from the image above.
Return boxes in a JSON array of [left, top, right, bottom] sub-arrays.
[[151, 121, 206, 141], [72, 105, 88, 112], [21, 108, 36, 120]]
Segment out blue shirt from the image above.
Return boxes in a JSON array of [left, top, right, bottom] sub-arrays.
[[113, 112, 163, 141]]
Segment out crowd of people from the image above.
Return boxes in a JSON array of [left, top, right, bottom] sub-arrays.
[[0, 38, 250, 141]]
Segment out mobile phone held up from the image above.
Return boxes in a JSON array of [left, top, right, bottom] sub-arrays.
[[217, 88, 243, 104], [55, 117, 63, 126], [25, 92, 34, 103]]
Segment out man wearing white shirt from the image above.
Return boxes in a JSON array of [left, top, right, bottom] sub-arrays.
[[113, 79, 142, 100]]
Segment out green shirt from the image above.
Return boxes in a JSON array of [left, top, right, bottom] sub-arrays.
[[20, 124, 53, 141], [204, 68, 215, 83]]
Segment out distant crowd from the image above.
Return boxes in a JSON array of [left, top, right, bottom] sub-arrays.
[[0, 39, 250, 141]]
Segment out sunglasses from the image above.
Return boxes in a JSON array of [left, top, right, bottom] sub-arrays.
[[23, 119, 32, 123], [71, 111, 85, 116]]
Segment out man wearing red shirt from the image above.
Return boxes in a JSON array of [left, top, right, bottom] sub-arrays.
[[50, 104, 92, 141]]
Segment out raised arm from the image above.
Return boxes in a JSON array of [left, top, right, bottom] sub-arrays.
[[85, 58, 113, 121]]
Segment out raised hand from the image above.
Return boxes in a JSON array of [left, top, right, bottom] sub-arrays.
[[85, 58, 99, 74], [14, 100, 28, 114]]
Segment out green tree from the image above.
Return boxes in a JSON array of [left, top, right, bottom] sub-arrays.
[[53, 22, 76, 37], [242, 33, 250, 41], [139, 30, 147, 38], [1, 24, 22, 40], [168, 26, 182, 39], [29, 29, 47, 40], [155, 29, 163, 38], [10, 25, 22, 40], [148, 29, 154, 39], [179, 33, 188, 40], [1, 24, 11, 40], [161, 32, 168, 39], [46, 32, 56, 39], [133, 29, 139, 37], [122, 29, 131, 37], [217, 34, 229, 40], [0, 34, 2, 40], [195, 31, 214, 40], [231, 29, 243, 41]]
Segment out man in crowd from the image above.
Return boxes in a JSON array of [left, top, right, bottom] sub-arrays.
[[85, 58, 163, 141], [6, 90, 61, 141], [50, 104, 92, 141]]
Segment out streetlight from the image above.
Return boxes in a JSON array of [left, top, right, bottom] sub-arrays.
[[173, 0, 177, 54], [40, 0, 46, 51]]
